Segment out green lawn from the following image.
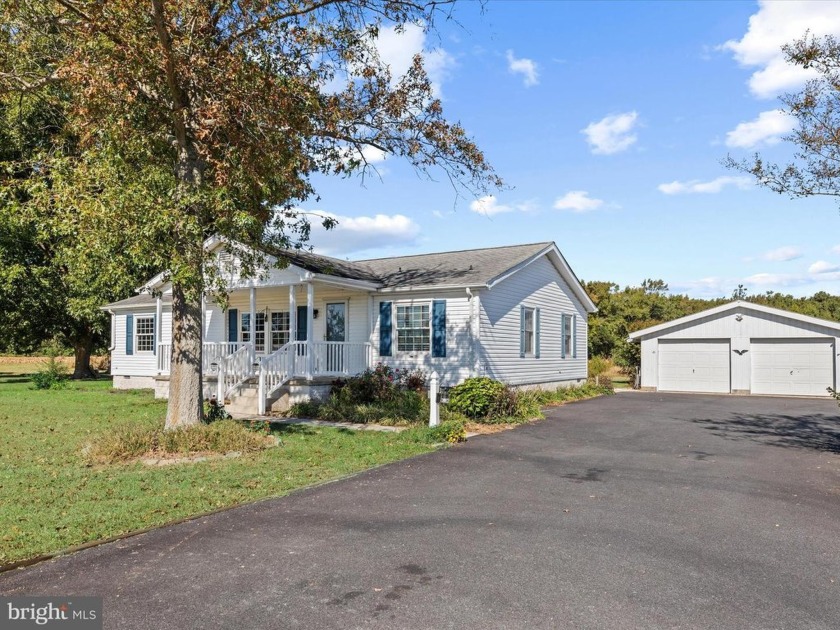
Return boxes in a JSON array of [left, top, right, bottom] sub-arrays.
[[0, 369, 438, 566]]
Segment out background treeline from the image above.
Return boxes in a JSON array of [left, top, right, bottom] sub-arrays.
[[584, 279, 840, 368]]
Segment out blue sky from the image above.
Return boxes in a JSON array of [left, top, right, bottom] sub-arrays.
[[304, 0, 840, 299]]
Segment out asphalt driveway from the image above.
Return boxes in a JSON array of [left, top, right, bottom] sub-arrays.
[[2, 392, 840, 629]]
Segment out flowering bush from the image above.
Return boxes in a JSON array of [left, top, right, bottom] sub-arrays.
[[332, 363, 426, 404]]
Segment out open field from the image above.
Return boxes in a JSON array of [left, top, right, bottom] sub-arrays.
[[0, 365, 438, 566]]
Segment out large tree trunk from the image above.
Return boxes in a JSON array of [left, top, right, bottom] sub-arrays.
[[165, 282, 204, 429], [71, 334, 96, 379]]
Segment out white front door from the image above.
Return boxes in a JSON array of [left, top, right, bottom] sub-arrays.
[[657, 340, 731, 393], [750, 339, 834, 397]]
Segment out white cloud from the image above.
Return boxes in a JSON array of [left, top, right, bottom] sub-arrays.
[[657, 176, 752, 195], [722, 1, 840, 99], [469, 195, 512, 217], [581, 112, 639, 155], [762, 246, 803, 262], [808, 260, 840, 274], [469, 196, 541, 217], [307, 211, 420, 255], [505, 50, 539, 87], [371, 24, 455, 97], [553, 191, 604, 213], [725, 110, 796, 149], [831, 244, 840, 255]]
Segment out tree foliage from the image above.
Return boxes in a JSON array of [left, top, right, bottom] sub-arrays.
[[583, 280, 840, 368], [1, 0, 500, 426], [0, 88, 154, 375], [725, 33, 840, 203]]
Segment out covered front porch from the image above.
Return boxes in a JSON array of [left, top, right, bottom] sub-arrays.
[[154, 275, 376, 414]]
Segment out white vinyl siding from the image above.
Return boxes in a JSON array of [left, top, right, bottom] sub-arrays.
[[225, 285, 370, 352], [638, 306, 840, 396], [372, 290, 474, 386], [480, 254, 588, 386]]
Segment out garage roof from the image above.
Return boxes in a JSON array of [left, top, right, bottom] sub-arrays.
[[628, 300, 840, 341]]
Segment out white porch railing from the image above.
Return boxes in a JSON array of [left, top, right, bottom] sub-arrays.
[[220, 344, 254, 400], [311, 342, 372, 377], [156, 342, 248, 375], [257, 341, 371, 414]]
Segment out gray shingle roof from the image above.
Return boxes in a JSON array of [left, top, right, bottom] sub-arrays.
[[263, 246, 379, 282], [105, 242, 560, 309], [102, 294, 162, 309], [356, 242, 553, 289]]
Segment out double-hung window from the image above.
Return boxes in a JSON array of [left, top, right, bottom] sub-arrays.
[[241, 312, 267, 353], [522, 307, 535, 355], [271, 311, 290, 351], [135, 316, 155, 353], [396, 303, 430, 352], [562, 314, 574, 357]]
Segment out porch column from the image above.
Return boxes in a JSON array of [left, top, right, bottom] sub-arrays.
[[306, 282, 314, 378], [249, 286, 256, 366], [289, 285, 297, 342]]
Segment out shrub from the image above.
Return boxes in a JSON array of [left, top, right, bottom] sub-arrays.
[[588, 356, 611, 385], [85, 419, 276, 464], [447, 377, 508, 418], [31, 356, 69, 390], [332, 363, 427, 404], [318, 388, 428, 425], [425, 419, 467, 444], [288, 400, 322, 418], [203, 398, 231, 423]]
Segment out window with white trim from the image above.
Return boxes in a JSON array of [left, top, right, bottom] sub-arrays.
[[135, 316, 155, 353], [271, 311, 290, 350], [523, 307, 535, 355], [241, 312, 267, 353], [396, 303, 430, 352], [563, 314, 573, 357]]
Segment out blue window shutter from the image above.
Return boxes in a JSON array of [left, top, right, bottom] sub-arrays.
[[125, 314, 134, 355], [535, 308, 541, 359], [432, 300, 447, 358], [519, 305, 526, 358], [572, 314, 577, 358], [296, 305, 308, 341], [152, 315, 157, 355], [228, 309, 238, 342], [379, 302, 392, 357], [561, 314, 566, 359]]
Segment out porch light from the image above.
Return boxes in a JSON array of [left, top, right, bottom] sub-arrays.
[[313, 309, 320, 319], [210, 362, 219, 373]]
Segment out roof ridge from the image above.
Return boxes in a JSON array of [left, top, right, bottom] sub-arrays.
[[353, 241, 553, 263]]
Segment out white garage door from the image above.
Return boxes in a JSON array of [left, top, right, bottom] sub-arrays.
[[658, 340, 730, 393], [750, 339, 834, 397]]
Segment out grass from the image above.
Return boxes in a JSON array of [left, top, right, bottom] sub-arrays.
[[0, 366, 439, 566]]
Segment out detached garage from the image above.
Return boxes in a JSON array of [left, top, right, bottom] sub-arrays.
[[629, 301, 840, 397]]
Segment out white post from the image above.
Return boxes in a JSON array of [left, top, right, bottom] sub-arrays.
[[429, 370, 440, 427], [217, 358, 225, 403], [306, 282, 314, 379], [289, 284, 297, 341], [258, 366, 266, 415], [249, 286, 257, 368], [155, 296, 163, 373]]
